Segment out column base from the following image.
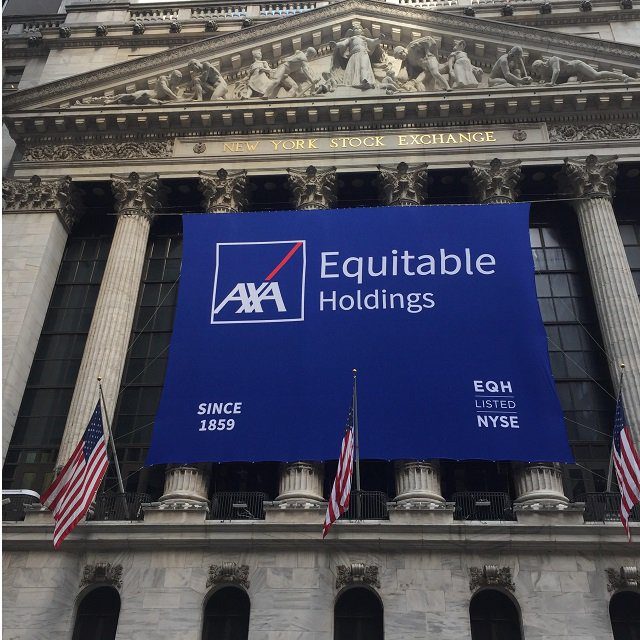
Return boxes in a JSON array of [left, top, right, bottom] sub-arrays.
[[388, 501, 455, 524], [264, 499, 326, 524], [513, 501, 585, 525]]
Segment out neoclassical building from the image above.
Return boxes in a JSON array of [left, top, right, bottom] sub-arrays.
[[2, 0, 640, 638]]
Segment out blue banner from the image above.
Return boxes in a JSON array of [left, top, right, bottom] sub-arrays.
[[146, 204, 573, 465]]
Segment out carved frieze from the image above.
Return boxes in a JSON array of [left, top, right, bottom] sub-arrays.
[[377, 162, 428, 206], [549, 123, 640, 142], [207, 563, 250, 589], [470, 158, 521, 203], [111, 172, 165, 219], [80, 562, 123, 590], [288, 165, 337, 210], [198, 168, 247, 213], [2, 175, 80, 231], [336, 564, 380, 589], [607, 566, 639, 593], [561, 155, 618, 200], [469, 565, 515, 592], [22, 140, 174, 162]]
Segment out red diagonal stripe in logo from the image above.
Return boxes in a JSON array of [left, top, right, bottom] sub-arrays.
[[264, 241, 303, 282]]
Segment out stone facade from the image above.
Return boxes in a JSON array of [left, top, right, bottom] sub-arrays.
[[2, 0, 640, 638]]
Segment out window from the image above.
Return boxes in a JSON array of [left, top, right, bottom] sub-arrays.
[[72, 587, 120, 640], [202, 587, 250, 640], [610, 591, 640, 640], [334, 587, 383, 640], [3, 65, 24, 91], [470, 589, 522, 640]]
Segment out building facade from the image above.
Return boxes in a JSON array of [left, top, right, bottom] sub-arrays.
[[2, 0, 640, 638]]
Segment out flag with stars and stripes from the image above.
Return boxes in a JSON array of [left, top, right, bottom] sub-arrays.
[[612, 392, 640, 541], [323, 408, 355, 539], [41, 401, 109, 549]]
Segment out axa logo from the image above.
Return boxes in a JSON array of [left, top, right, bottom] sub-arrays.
[[211, 240, 306, 324]]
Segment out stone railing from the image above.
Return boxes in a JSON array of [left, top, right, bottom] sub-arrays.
[[129, 8, 179, 21], [191, 5, 249, 18]]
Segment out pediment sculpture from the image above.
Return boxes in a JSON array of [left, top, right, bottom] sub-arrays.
[[71, 20, 638, 107]]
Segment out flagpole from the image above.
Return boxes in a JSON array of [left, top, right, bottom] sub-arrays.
[[97, 377, 129, 520], [352, 368, 361, 519], [606, 363, 625, 493]]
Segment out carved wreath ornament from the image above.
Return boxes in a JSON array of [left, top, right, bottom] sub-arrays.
[[335, 563, 380, 589], [207, 562, 250, 589], [80, 562, 123, 589], [469, 565, 515, 592]]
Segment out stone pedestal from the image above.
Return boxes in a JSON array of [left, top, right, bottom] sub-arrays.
[[56, 173, 164, 466], [562, 156, 640, 441]]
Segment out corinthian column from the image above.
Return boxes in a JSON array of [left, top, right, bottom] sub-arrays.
[[469, 158, 521, 204], [56, 172, 165, 466], [2, 176, 81, 464], [287, 165, 337, 210], [377, 162, 428, 206], [561, 155, 640, 440], [198, 169, 248, 213]]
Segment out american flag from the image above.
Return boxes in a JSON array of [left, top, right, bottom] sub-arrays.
[[612, 392, 640, 541], [42, 401, 109, 548], [323, 412, 355, 538]]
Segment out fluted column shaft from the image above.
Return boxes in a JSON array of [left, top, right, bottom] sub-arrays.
[[276, 462, 324, 502], [57, 173, 163, 466], [514, 463, 568, 505], [394, 460, 444, 504], [160, 465, 209, 505]]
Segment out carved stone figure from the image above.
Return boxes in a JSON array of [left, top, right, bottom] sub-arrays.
[[531, 56, 633, 85], [488, 46, 532, 87], [262, 48, 317, 99], [393, 36, 449, 91], [329, 20, 386, 90], [95, 70, 182, 105], [235, 49, 274, 99], [447, 40, 483, 89], [198, 169, 248, 213], [187, 59, 228, 101], [288, 166, 336, 210]]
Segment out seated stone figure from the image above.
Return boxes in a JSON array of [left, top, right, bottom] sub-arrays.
[[262, 48, 318, 99], [531, 56, 633, 85], [187, 59, 228, 101], [488, 46, 532, 87]]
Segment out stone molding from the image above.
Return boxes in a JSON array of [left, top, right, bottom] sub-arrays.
[[80, 562, 123, 590], [2, 174, 80, 231], [198, 168, 248, 213], [377, 162, 428, 206], [288, 165, 336, 210], [22, 140, 174, 162], [207, 562, 250, 589], [607, 566, 639, 593], [469, 565, 515, 592], [560, 154, 618, 200], [111, 171, 165, 219], [469, 158, 521, 203], [5, 0, 639, 111], [549, 123, 640, 142], [335, 563, 380, 589]]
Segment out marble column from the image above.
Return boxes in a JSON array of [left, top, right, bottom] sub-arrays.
[[514, 463, 568, 505], [56, 172, 165, 466], [2, 176, 81, 465], [160, 464, 210, 506], [287, 165, 337, 210], [469, 157, 521, 204], [394, 460, 445, 504], [561, 155, 640, 441], [377, 162, 428, 206], [198, 168, 248, 213], [276, 462, 324, 503]]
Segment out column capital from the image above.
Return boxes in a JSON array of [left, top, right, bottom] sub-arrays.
[[469, 158, 521, 204], [377, 162, 428, 206], [110, 171, 165, 220], [2, 174, 82, 231], [198, 168, 248, 213], [561, 154, 618, 200], [287, 165, 337, 210]]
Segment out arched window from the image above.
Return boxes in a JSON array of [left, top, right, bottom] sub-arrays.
[[334, 587, 383, 640], [202, 586, 250, 640], [470, 589, 522, 640], [610, 591, 640, 640], [72, 586, 120, 640]]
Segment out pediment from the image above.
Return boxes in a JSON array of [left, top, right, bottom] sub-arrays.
[[4, 0, 640, 115]]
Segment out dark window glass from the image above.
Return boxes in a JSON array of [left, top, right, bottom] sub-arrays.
[[619, 223, 640, 299], [3, 216, 113, 493], [334, 588, 383, 640], [202, 587, 250, 640], [72, 587, 120, 640], [610, 592, 640, 640], [3, 66, 24, 91], [470, 590, 522, 640], [531, 205, 613, 498]]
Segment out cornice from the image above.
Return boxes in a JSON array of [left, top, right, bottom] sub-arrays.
[[4, 0, 640, 111]]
